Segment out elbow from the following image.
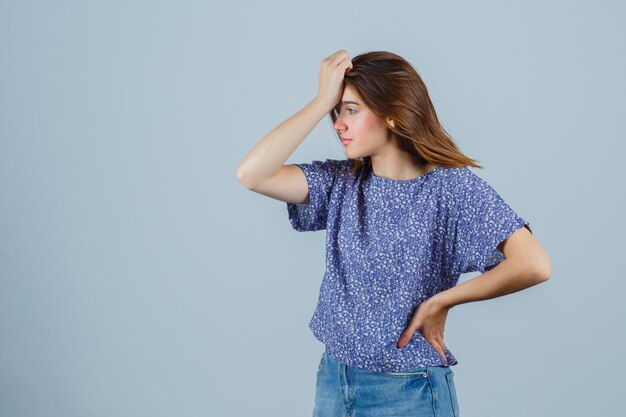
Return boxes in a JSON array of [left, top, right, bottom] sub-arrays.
[[530, 253, 552, 283], [236, 165, 256, 190]]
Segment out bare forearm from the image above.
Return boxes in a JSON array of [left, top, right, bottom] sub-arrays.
[[236, 96, 331, 187], [434, 259, 548, 309]]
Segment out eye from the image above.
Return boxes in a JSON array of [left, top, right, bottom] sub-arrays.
[[346, 108, 356, 114]]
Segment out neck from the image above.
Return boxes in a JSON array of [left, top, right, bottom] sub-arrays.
[[370, 153, 435, 180]]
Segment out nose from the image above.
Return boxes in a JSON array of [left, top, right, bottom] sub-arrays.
[[334, 118, 347, 135]]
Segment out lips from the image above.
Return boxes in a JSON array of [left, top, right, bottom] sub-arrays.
[[341, 138, 353, 146]]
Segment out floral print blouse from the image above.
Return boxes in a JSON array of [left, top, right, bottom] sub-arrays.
[[286, 159, 531, 372]]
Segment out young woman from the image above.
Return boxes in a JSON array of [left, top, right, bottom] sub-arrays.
[[237, 49, 551, 417]]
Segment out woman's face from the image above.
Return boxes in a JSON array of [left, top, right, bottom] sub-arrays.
[[333, 84, 393, 159]]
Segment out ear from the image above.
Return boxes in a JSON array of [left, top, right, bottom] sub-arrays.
[[386, 118, 395, 128]]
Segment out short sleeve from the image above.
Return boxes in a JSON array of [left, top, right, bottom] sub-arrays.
[[286, 159, 346, 232], [447, 171, 533, 276]]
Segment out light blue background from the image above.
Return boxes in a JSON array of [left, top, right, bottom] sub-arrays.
[[1, 1, 624, 416]]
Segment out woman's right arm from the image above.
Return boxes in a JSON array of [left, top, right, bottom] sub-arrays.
[[236, 97, 331, 204], [236, 49, 353, 205]]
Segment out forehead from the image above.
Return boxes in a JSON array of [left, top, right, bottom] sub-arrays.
[[341, 85, 360, 101], [336, 87, 364, 110]]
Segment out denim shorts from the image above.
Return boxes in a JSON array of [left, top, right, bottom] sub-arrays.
[[313, 349, 460, 417]]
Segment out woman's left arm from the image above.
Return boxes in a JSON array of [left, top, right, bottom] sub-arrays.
[[435, 226, 551, 309], [396, 227, 551, 356]]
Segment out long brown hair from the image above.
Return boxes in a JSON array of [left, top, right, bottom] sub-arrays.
[[329, 51, 482, 175]]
